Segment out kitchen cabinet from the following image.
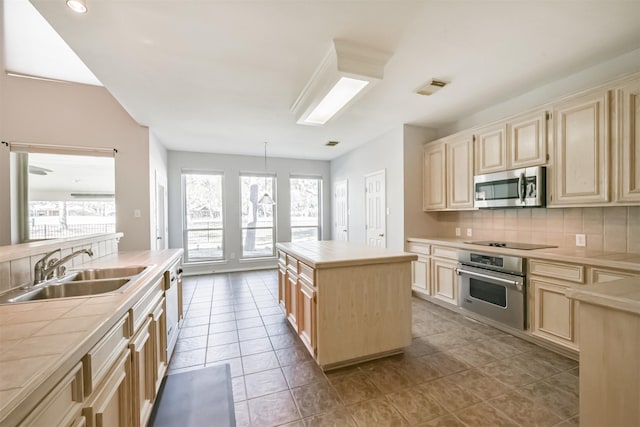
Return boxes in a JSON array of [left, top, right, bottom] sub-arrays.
[[130, 318, 154, 427], [529, 259, 583, 351], [423, 142, 446, 210], [430, 246, 459, 306], [18, 362, 84, 427], [297, 265, 317, 356], [150, 298, 167, 395], [423, 133, 474, 211], [408, 242, 430, 295], [446, 134, 475, 209], [276, 241, 414, 369], [277, 251, 287, 311], [613, 76, 640, 203], [475, 110, 548, 174], [475, 123, 507, 174], [550, 88, 611, 206]]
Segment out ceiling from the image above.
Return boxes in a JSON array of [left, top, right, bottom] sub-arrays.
[[19, 1, 640, 160]]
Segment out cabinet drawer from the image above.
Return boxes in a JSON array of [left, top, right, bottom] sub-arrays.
[[407, 242, 430, 255], [529, 259, 585, 283], [130, 279, 163, 335], [83, 314, 129, 395], [19, 362, 84, 427], [590, 267, 636, 283], [287, 256, 298, 274], [278, 250, 287, 265], [298, 262, 315, 286], [431, 246, 458, 260]]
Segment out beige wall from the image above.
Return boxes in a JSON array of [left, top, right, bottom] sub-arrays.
[[0, 75, 151, 251], [435, 207, 640, 253]]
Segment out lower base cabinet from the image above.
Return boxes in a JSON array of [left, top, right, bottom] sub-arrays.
[[130, 317, 155, 427], [411, 255, 430, 295], [530, 278, 579, 351], [298, 280, 317, 356], [83, 349, 132, 427], [431, 258, 457, 305]]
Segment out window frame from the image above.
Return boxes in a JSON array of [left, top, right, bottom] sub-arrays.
[[181, 169, 226, 264], [289, 174, 322, 243], [239, 172, 277, 259]]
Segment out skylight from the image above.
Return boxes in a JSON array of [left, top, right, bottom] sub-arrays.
[[3, 0, 101, 86]]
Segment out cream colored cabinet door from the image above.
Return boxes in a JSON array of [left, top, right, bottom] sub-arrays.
[[411, 255, 430, 295], [446, 134, 475, 209], [83, 349, 132, 427], [423, 142, 447, 210], [508, 110, 548, 169], [431, 258, 457, 305], [130, 318, 154, 427], [551, 89, 610, 205], [298, 280, 317, 357], [530, 278, 578, 351], [475, 123, 507, 174], [151, 299, 167, 395], [614, 77, 640, 203], [286, 271, 299, 331]]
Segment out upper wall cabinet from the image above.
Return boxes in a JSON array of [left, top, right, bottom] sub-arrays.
[[423, 133, 474, 211], [614, 76, 640, 203], [550, 89, 610, 206], [423, 142, 447, 210], [474, 110, 548, 175]]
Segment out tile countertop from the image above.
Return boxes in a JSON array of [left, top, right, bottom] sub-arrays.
[[0, 249, 183, 424], [566, 277, 640, 315], [407, 237, 640, 273], [277, 240, 417, 269]]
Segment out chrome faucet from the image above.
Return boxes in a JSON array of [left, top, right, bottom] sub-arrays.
[[33, 248, 94, 285]]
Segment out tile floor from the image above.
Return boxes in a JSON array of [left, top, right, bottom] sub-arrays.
[[169, 270, 579, 427]]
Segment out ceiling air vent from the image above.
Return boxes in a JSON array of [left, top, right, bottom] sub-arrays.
[[416, 79, 447, 96], [325, 141, 340, 147]]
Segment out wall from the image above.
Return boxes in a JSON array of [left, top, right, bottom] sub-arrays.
[[149, 132, 168, 249], [0, 75, 151, 251], [436, 207, 640, 254], [402, 124, 439, 244], [330, 127, 405, 250], [0, 4, 9, 247], [167, 150, 331, 273], [439, 48, 640, 136]]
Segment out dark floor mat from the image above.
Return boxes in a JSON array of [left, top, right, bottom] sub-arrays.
[[148, 364, 235, 427]]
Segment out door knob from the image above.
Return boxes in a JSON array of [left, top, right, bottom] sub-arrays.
[[378, 233, 384, 237]]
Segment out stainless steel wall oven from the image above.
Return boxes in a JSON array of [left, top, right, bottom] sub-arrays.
[[456, 250, 526, 330]]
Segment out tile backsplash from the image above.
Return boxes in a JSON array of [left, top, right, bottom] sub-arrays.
[[436, 206, 640, 253]]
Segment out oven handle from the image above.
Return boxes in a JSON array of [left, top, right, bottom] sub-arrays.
[[517, 172, 526, 204], [456, 267, 523, 290]]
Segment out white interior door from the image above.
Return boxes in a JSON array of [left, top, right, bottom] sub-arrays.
[[333, 180, 348, 241], [365, 170, 386, 248], [155, 172, 168, 250]]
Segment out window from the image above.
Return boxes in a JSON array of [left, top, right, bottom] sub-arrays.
[[12, 148, 116, 242], [290, 176, 321, 242], [182, 172, 224, 263], [240, 174, 276, 258]]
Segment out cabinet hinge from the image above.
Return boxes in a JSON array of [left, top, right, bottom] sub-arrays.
[[313, 294, 317, 303], [545, 112, 552, 120], [546, 153, 550, 161], [472, 135, 476, 143]]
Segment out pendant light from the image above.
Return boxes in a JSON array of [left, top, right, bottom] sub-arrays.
[[258, 142, 275, 205]]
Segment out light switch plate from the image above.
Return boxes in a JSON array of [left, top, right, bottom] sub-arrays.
[[576, 234, 586, 247], [134, 209, 141, 218], [455, 227, 461, 237], [466, 228, 473, 237]]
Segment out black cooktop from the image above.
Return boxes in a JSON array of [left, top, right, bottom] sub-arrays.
[[465, 241, 558, 250]]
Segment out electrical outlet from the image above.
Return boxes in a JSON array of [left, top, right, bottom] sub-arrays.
[[466, 228, 473, 237], [134, 209, 141, 218], [455, 227, 461, 237], [575, 234, 586, 247]]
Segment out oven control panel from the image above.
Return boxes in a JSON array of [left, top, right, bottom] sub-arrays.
[[470, 253, 504, 268]]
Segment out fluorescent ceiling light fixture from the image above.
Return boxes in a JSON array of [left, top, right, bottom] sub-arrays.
[[3, 0, 101, 86], [304, 77, 369, 125], [291, 40, 391, 126], [66, 0, 87, 14]]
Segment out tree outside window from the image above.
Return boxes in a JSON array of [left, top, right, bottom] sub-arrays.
[[290, 176, 321, 242], [240, 174, 276, 258]]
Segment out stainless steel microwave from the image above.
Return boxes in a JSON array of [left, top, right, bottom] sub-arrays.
[[474, 166, 546, 208]]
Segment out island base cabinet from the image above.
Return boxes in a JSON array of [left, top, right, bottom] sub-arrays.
[[578, 303, 640, 426], [286, 272, 298, 330], [83, 349, 132, 427], [277, 264, 286, 310], [316, 262, 412, 368], [298, 281, 317, 356]]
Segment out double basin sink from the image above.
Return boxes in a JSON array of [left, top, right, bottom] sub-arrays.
[[0, 266, 149, 304]]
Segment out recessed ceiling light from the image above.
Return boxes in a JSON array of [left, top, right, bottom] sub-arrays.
[[66, 0, 87, 14]]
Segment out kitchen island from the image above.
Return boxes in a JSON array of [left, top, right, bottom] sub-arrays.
[[276, 240, 417, 370]]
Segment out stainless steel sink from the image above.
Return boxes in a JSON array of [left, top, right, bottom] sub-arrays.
[[67, 266, 147, 281], [0, 265, 151, 304], [7, 279, 131, 302]]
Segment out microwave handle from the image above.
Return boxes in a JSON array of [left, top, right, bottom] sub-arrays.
[[518, 172, 526, 204]]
